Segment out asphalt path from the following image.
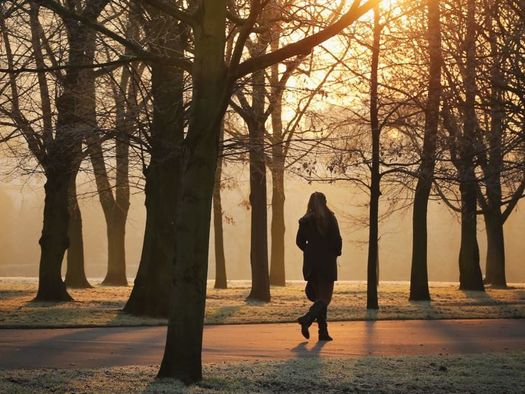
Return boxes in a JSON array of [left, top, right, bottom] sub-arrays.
[[0, 319, 524, 369]]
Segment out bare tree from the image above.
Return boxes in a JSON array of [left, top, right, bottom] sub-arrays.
[[409, 0, 442, 301]]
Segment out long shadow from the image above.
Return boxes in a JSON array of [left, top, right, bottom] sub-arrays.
[[0, 289, 34, 300], [0, 325, 165, 369], [252, 337, 331, 392]]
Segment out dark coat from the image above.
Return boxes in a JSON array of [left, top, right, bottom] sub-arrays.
[[296, 213, 342, 282]]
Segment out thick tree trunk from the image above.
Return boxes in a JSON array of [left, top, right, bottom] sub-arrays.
[[65, 170, 91, 288], [458, 0, 484, 292], [484, 208, 506, 287], [366, 5, 381, 310], [124, 167, 171, 316], [124, 7, 183, 314], [270, 162, 286, 286], [124, 59, 184, 316], [36, 165, 73, 301], [213, 150, 227, 289], [247, 66, 271, 302], [103, 207, 128, 285], [409, 0, 442, 301], [458, 174, 484, 290], [158, 1, 228, 382]]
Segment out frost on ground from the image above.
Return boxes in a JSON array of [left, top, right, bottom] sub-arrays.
[[1, 279, 524, 327], [1, 353, 524, 393]]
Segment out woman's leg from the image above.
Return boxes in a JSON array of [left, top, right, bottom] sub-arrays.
[[314, 280, 334, 305], [316, 280, 334, 341], [298, 279, 326, 339]]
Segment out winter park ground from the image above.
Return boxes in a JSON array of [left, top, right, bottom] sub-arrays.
[[1, 279, 524, 392], [1, 279, 525, 327]]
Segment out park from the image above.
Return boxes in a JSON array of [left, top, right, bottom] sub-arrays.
[[1, 0, 525, 392]]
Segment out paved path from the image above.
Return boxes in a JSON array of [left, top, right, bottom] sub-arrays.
[[0, 319, 524, 369]]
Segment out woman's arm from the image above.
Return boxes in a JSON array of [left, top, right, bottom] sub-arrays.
[[332, 216, 342, 256], [296, 220, 307, 251]]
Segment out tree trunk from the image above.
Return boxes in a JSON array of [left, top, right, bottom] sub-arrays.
[[458, 174, 484, 290], [246, 65, 271, 302], [124, 59, 184, 316], [269, 16, 286, 287], [103, 207, 128, 285], [124, 167, 171, 316], [36, 165, 73, 301], [270, 161, 286, 286], [409, 0, 442, 301], [158, 1, 228, 382], [103, 88, 132, 286], [458, 0, 484, 291], [213, 147, 227, 289], [482, 2, 506, 288], [65, 169, 91, 288], [483, 208, 506, 287], [366, 4, 381, 310]]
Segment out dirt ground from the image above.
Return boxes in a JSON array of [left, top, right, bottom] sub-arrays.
[[1, 279, 524, 328], [1, 353, 524, 393]]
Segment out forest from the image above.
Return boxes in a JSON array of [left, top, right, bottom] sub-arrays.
[[0, 0, 524, 385]]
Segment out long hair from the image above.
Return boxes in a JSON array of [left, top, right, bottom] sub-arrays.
[[306, 192, 333, 235]]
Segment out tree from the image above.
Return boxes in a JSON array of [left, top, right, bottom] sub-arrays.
[[124, 4, 186, 316], [476, 0, 525, 287], [213, 123, 228, 289], [366, 4, 381, 310], [440, 0, 484, 291], [409, 0, 442, 301], [0, 1, 110, 300]]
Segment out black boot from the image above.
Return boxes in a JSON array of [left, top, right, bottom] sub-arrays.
[[317, 305, 333, 341], [297, 300, 325, 339]]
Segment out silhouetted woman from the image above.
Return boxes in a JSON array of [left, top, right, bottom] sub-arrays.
[[296, 192, 342, 341]]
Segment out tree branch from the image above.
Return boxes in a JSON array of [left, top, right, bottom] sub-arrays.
[[36, 0, 193, 72], [136, 0, 196, 28], [236, 0, 378, 77]]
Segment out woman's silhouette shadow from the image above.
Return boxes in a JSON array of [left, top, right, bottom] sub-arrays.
[[290, 339, 329, 358]]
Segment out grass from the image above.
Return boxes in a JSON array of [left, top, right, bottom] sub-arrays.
[[1, 353, 524, 393], [1, 279, 524, 328]]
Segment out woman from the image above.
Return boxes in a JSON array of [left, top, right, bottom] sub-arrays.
[[296, 192, 342, 341]]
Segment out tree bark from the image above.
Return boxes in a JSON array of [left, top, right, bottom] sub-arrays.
[[482, 2, 507, 288], [103, 206, 128, 285], [158, 1, 228, 382], [366, 4, 381, 310], [269, 34, 286, 286], [124, 6, 184, 315], [213, 143, 227, 289], [484, 208, 506, 286], [246, 64, 271, 302], [124, 60, 184, 316], [409, 0, 442, 301], [458, 176, 484, 290], [458, 0, 484, 291], [36, 164, 74, 301], [65, 168, 91, 289], [270, 161, 286, 286]]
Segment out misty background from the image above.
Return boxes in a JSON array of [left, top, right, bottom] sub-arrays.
[[1, 164, 524, 283]]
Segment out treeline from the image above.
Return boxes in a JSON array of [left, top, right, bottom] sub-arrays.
[[0, 0, 524, 384]]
